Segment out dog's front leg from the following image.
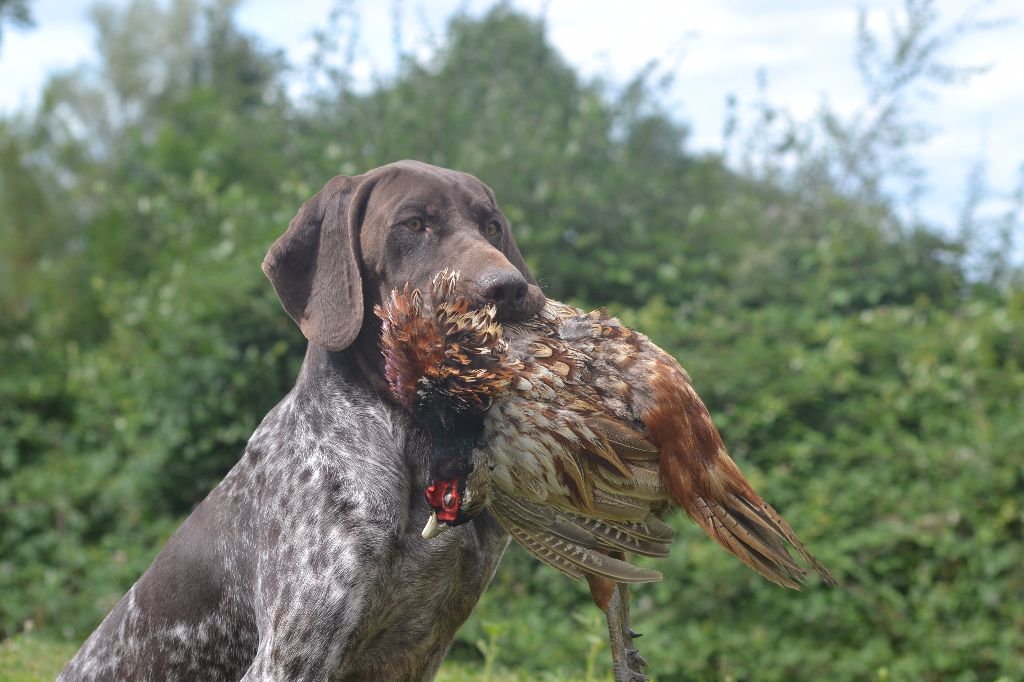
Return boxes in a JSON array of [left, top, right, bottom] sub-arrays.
[[239, 559, 376, 682], [239, 595, 367, 681]]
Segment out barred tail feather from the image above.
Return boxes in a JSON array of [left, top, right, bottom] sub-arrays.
[[662, 449, 836, 589], [644, 361, 836, 589]]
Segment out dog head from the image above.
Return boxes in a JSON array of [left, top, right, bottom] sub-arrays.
[[263, 160, 545, 352]]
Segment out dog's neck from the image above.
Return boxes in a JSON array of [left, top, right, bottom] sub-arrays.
[[296, 323, 398, 409], [296, 331, 434, 492]]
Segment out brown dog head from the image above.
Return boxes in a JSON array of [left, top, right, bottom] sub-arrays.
[[263, 160, 545, 352]]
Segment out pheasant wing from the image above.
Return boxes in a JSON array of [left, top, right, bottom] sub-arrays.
[[491, 494, 664, 583]]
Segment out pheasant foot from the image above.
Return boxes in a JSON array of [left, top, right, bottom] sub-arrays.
[[606, 583, 648, 682]]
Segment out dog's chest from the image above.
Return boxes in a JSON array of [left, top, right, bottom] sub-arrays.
[[251, 390, 510, 680], [339, 511, 508, 680], [332, 426, 509, 679]]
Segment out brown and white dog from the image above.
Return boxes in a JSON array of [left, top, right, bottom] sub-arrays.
[[59, 160, 545, 681]]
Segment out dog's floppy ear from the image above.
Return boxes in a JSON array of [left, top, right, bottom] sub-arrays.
[[263, 175, 373, 351]]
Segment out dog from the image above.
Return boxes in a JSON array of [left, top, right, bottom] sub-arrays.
[[59, 160, 546, 681]]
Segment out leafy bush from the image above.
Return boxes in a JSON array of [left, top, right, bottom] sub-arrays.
[[1, 2, 1020, 680]]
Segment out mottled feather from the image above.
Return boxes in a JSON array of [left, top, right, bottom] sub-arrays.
[[379, 271, 836, 589]]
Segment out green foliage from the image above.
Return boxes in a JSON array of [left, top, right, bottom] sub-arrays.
[[1, 1, 1021, 680], [0, 636, 77, 681], [0, 634, 601, 682]]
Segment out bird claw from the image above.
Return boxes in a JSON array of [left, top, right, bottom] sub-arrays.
[[626, 647, 648, 670], [613, 660, 649, 682]]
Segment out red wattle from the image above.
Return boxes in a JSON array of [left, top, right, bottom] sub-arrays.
[[425, 479, 460, 522]]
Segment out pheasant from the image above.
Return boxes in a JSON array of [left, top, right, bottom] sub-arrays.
[[376, 271, 836, 682]]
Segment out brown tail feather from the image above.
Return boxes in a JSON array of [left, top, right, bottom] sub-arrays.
[[664, 449, 836, 588], [644, 362, 837, 588]]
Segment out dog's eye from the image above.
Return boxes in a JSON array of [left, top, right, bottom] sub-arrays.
[[484, 220, 501, 238], [404, 217, 424, 232]]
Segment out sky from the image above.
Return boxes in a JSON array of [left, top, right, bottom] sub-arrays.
[[1, 0, 1022, 234]]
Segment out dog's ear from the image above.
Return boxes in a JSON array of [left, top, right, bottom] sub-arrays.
[[263, 175, 374, 351]]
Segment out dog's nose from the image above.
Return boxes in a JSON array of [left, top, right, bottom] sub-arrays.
[[478, 270, 529, 320]]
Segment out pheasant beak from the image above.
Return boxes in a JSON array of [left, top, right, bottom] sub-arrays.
[[421, 511, 450, 539]]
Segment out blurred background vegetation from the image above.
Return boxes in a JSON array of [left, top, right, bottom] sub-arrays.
[[1, 0, 1022, 680]]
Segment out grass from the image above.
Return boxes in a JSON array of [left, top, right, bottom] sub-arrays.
[[439, 661, 601, 681], [0, 635, 608, 682], [0, 636, 76, 682]]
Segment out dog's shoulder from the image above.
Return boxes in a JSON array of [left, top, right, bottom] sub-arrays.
[[220, 376, 421, 559]]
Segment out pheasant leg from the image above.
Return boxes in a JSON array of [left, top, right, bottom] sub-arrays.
[[616, 582, 648, 673], [606, 583, 647, 682], [586, 570, 648, 682]]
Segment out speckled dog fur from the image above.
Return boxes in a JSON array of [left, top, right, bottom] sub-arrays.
[[59, 161, 546, 681]]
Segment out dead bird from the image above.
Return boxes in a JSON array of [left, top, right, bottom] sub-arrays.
[[376, 271, 836, 682]]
